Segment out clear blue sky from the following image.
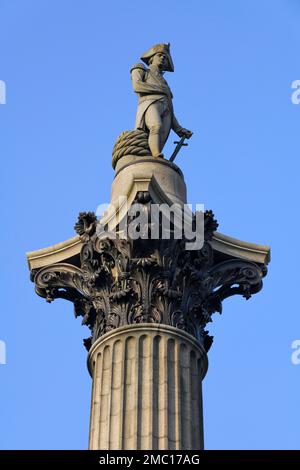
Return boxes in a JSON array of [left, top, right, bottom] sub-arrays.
[[0, 0, 299, 450]]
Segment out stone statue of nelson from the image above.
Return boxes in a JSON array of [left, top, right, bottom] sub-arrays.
[[131, 43, 192, 158]]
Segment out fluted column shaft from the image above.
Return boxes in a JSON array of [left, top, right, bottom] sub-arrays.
[[88, 324, 208, 450]]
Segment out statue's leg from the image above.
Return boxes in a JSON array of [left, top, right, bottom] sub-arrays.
[[159, 106, 172, 150], [144, 102, 164, 157]]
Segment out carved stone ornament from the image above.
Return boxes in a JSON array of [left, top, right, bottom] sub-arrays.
[[30, 195, 267, 353]]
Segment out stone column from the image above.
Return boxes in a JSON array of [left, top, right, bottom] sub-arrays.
[[28, 158, 269, 450], [88, 324, 207, 450]]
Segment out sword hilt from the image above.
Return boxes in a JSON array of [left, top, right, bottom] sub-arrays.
[[173, 140, 188, 146]]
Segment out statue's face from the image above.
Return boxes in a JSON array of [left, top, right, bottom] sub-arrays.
[[151, 52, 168, 70]]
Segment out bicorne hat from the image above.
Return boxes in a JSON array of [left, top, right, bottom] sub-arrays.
[[140, 43, 174, 72]]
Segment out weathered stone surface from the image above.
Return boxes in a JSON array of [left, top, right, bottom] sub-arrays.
[[26, 159, 270, 270], [26, 157, 270, 451], [27, 230, 270, 270], [88, 324, 207, 450], [30, 203, 267, 356], [25, 42, 271, 451]]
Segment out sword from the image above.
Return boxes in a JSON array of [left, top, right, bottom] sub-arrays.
[[169, 136, 188, 162]]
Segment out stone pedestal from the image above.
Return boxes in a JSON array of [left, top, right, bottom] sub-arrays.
[[88, 324, 207, 450]]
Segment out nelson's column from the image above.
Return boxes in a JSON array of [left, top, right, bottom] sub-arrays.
[[27, 43, 270, 450]]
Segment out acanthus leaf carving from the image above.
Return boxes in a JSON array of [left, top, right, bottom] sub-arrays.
[[31, 208, 267, 352]]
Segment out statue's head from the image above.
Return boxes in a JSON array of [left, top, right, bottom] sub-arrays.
[[141, 43, 174, 72]]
